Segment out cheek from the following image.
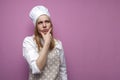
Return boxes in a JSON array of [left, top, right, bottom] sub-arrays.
[[37, 25, 42, 30], [37, 26, 42, 32], [47, 24, 52, 28]]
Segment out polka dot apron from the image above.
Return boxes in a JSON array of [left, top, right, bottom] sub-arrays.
[[29, 48, 61, 80]]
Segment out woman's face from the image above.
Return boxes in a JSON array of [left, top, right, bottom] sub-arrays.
[[36, 15, 52, 34]]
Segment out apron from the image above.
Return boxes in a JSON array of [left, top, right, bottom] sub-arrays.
[[29, 48, 61, 80]]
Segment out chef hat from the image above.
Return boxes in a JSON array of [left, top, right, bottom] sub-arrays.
[[29, 5, 50, 25]]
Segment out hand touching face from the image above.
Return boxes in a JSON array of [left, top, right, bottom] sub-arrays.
[[40, 28, 52, 46]]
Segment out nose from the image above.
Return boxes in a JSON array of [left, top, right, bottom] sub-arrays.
[[43, 22, 46, 28]]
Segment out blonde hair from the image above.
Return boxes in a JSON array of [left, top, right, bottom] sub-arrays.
[[34, 18, 55, 52]]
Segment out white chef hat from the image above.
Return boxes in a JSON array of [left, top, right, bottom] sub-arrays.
[[29, 5, 50, 25]]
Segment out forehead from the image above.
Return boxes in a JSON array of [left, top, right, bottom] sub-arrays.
[[37, 15, 50, 21]]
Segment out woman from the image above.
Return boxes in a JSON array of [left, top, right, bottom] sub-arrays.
[[23, 5, 67, 80]]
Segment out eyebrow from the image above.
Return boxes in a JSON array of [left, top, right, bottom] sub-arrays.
[[38, 19, 50, 22], [37, 20, 50, 24]]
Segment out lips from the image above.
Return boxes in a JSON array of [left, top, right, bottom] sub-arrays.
[[41, 29, 49, 32]]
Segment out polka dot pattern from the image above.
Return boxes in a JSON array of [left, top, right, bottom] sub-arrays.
[[29, 48, 61, 80]]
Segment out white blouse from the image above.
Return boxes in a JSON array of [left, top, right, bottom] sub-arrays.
[[23, 35, 67, 80]]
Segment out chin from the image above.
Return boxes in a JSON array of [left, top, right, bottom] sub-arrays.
[[43, 32, 47, 34]]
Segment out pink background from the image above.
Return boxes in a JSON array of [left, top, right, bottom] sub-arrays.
[[0, 0, 120, 80]]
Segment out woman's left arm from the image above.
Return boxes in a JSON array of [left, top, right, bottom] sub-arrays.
[[59, 41, 68, 80]]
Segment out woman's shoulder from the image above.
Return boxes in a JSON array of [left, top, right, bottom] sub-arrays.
[[23, 35, 34, 42], [54, 38, 62, 44], [54, 38, 63, 49]]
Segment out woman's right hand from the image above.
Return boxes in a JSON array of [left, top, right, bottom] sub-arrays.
[[40, 28, 52, 47]]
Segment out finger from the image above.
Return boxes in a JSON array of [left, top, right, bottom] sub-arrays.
[[49, 33, 52, 37], [40, 32, 44, 37], [47, 28, 52, 34]]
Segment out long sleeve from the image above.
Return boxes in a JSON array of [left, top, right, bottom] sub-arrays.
[[56, 41, 68, 80], [23, 36, 41, 74]]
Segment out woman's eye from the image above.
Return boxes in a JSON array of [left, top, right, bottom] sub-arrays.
[[38, 21, 43, 24], [45, 20, 50, 23]]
